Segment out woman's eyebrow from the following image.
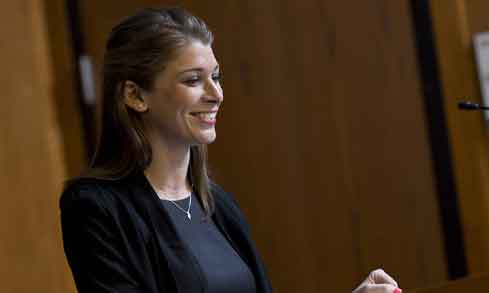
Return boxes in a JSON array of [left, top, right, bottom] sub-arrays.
[[178, 64, 220, 75]]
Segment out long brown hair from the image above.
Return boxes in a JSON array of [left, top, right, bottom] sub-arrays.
[[82, 7, 215, 214]]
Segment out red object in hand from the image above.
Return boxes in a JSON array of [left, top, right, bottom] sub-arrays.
[[393, 289, 402, 293]]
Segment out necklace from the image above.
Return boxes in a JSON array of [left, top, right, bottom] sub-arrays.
[[143, 173, 193, 220], [164, 193, 192, 220]]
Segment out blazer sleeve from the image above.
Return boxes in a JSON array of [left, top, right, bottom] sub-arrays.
[[60, 184, 144, 293]]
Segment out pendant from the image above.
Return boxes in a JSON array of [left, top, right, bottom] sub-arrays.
[[187, 212, 191, 220]]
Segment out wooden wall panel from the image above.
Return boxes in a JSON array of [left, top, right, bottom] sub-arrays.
[[410, 273, 489, 293], [44, 0, 87, 177], [0, 0, 79, 292], [430, 0, 489, 275], [78, 1, 447, 291]]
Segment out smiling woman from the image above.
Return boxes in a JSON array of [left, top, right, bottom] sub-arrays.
[[130, 41, 223, 148], [59, 6, 399, 293], [59, 8, 267, 292]]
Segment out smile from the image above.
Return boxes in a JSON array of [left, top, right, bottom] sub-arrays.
[[190, 111, 217, 125]]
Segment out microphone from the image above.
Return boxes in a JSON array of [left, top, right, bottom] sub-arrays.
[[458, 100, 489, 110]]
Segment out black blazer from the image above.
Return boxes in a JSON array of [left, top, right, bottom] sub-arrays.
[[60, 171, 273, 293]]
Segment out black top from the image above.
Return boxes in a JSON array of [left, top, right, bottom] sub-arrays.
[[60, 171, 273, 293], [161, 194, 256, 293]]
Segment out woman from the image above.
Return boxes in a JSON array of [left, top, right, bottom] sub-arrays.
[[60, 7, 401, 293]]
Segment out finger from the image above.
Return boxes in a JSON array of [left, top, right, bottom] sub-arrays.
[[362, 283, 398, 293], [368, 269, 398, 287]]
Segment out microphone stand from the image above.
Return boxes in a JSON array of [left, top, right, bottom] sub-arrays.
[[458, 101, 489, 110]]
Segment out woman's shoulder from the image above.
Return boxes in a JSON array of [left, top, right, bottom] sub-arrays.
[[59, 177, 125, 212], [60, 175, 154, 242], [209, 181, 237, 207], [210, 181, 250, 226]]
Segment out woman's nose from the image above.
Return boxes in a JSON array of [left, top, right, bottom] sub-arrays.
[[204, 78, 223, 103]]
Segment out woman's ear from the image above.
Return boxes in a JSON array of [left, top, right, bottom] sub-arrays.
[[123, 80, 149, 112]]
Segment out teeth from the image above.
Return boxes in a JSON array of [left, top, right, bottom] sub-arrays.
[[197, 112, 216, 120]]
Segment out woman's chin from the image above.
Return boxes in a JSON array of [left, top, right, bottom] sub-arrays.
[[191, 130, 216, 145]]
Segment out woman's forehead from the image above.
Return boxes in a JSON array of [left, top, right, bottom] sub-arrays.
[[170, 41, 218, 72]]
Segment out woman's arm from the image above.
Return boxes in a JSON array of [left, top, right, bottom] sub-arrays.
[[60, 187, 143, 293]]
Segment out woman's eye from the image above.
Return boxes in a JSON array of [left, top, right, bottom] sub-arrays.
[[183, 73, 221, 86], [212, 73, 221, 83], [183, 77, 200, 86]]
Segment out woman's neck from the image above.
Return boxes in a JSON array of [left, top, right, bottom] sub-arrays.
[[144, 137, 193, 201]]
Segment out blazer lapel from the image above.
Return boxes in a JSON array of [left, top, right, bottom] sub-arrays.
[[124, 172, 205, 293]]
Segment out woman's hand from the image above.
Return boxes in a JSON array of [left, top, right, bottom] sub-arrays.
[[352, 269, 402, 293]]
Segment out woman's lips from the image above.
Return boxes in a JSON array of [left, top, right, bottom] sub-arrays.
[[190, 111, 217, 126]]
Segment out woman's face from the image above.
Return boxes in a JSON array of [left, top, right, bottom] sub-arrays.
[[142, 41, 223, 147]]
